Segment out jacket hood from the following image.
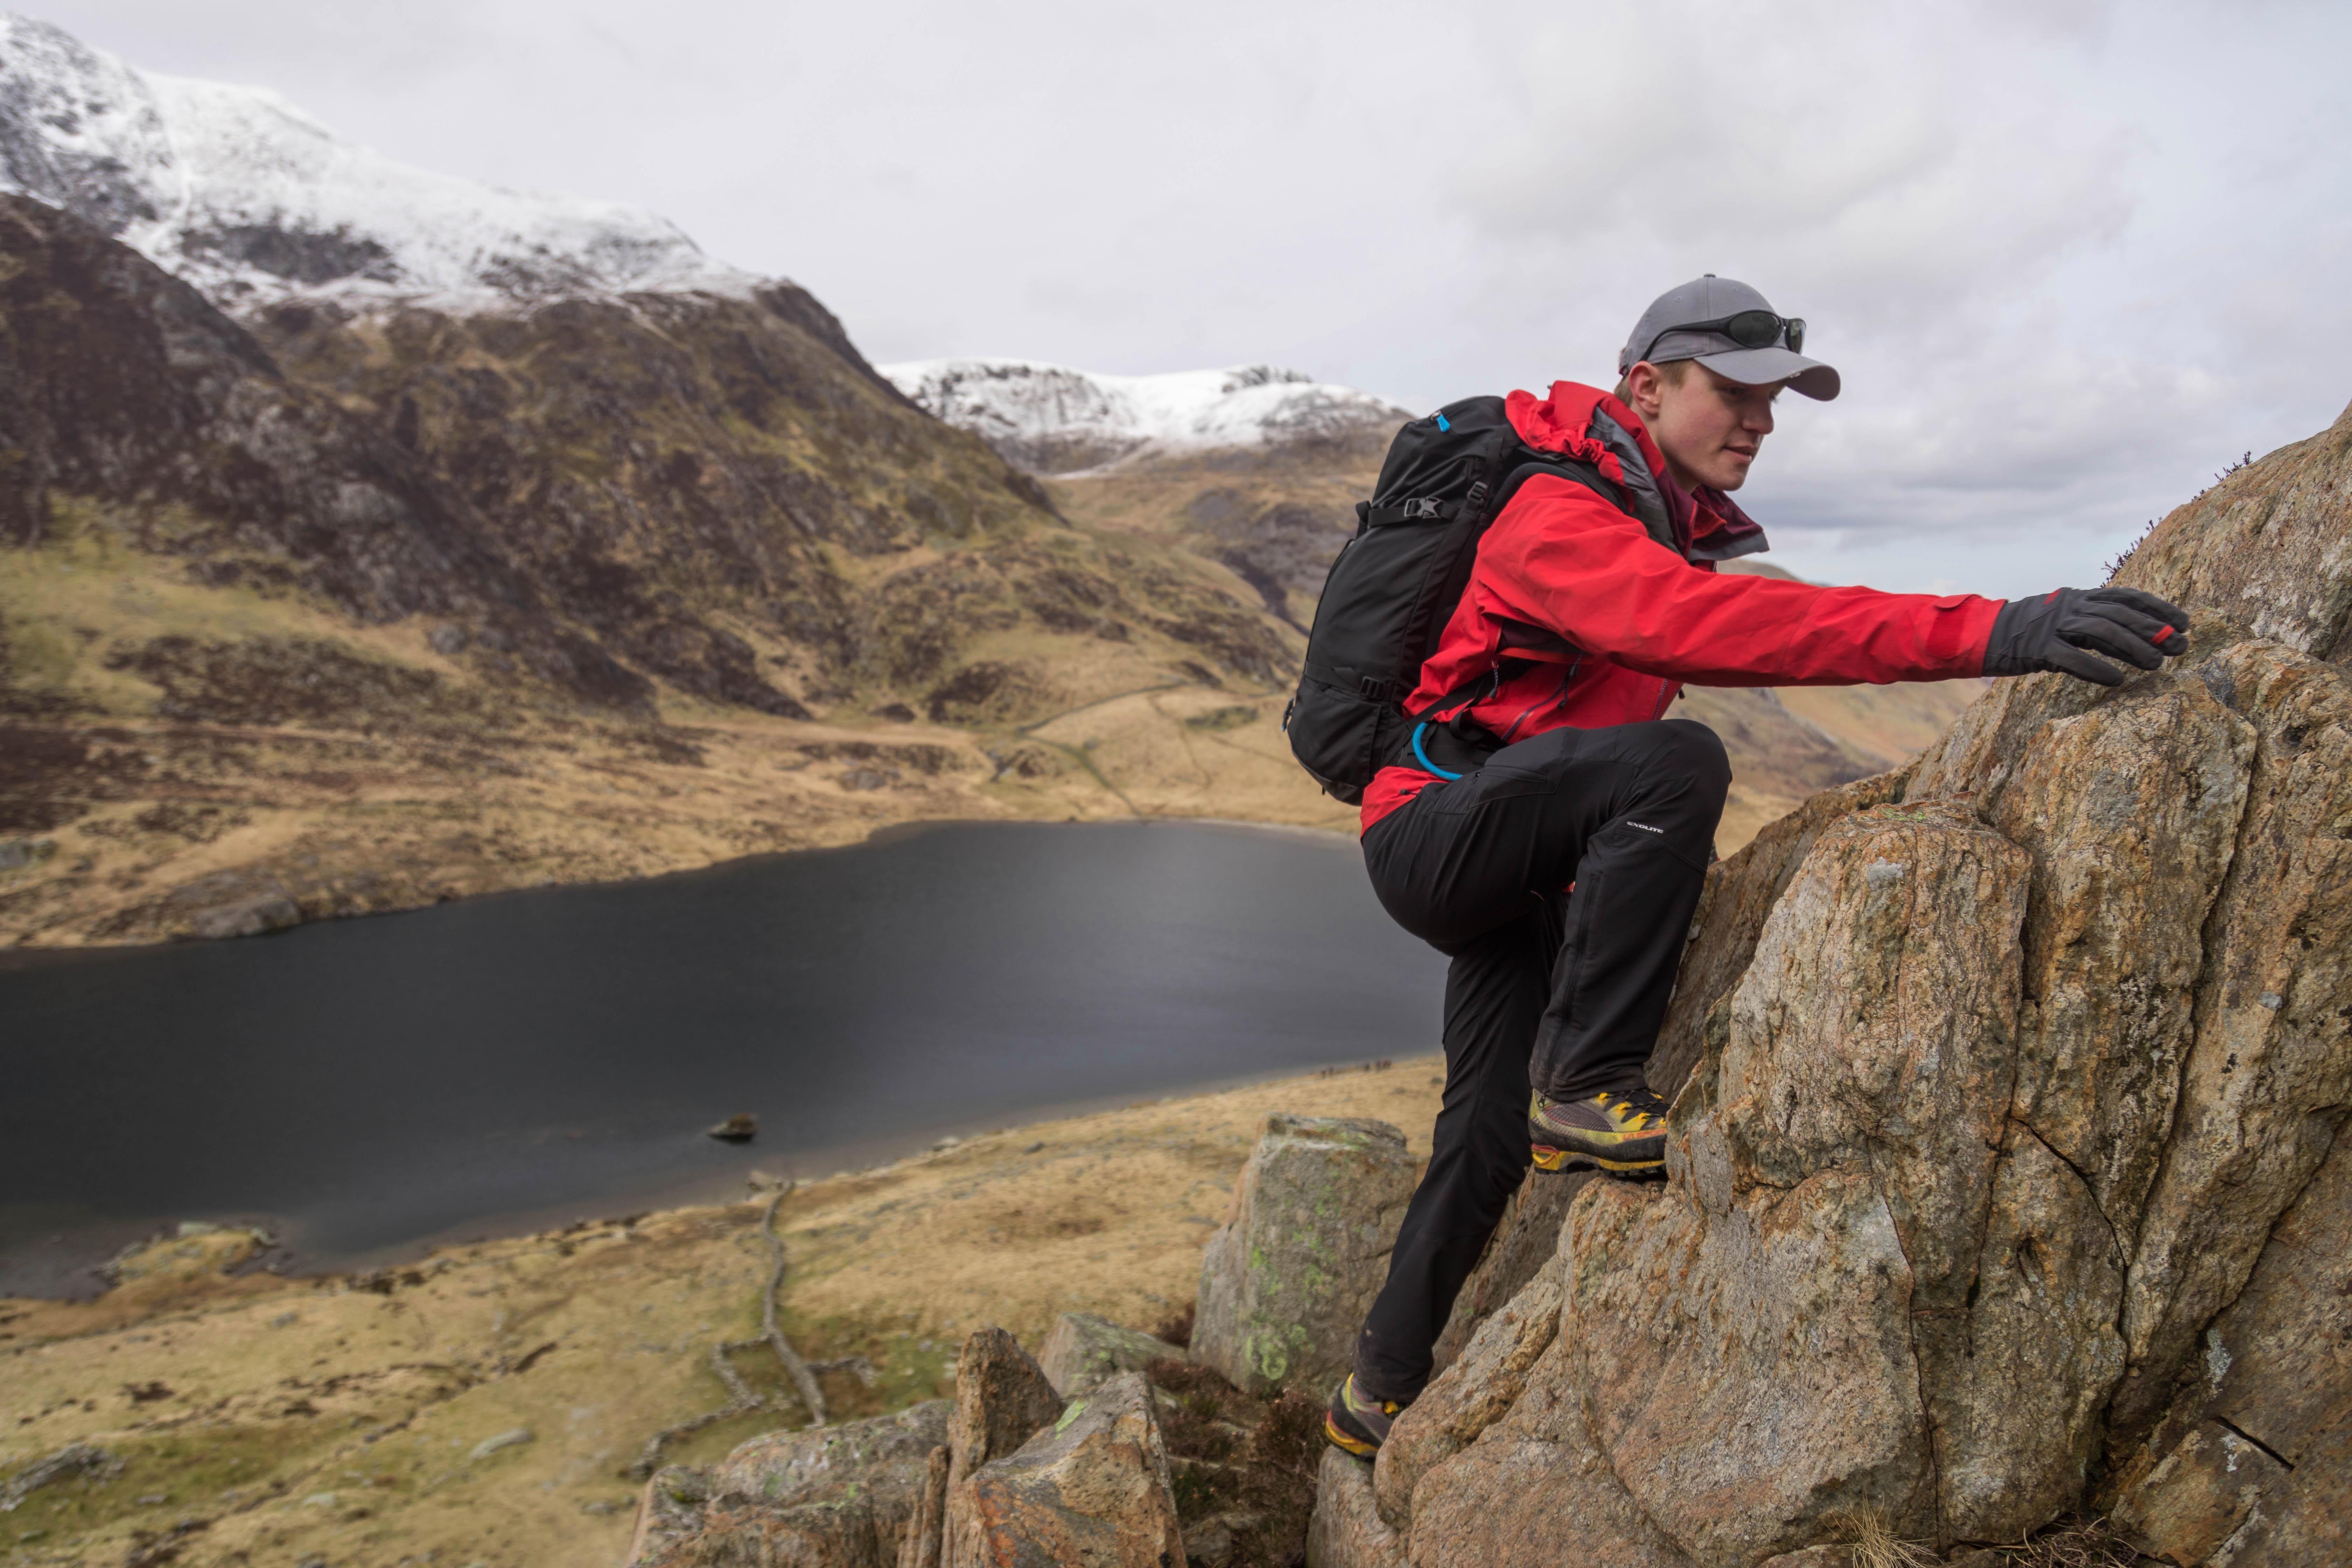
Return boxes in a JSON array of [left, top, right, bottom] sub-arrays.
[[1504, 380, 1769, 562]]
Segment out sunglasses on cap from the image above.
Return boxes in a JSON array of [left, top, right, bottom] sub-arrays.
[[1638, 309, 1804, 365]]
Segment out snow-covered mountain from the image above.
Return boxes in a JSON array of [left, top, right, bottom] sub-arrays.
[[881, 358, 1413, 474], [0, 14, 748, 309]]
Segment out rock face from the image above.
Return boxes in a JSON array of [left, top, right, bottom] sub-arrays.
[[1307, 1447, 1407, 1568], [1193, 1115, 1416, 1398], [2108, 1125, 2352, 1564], [628, 1400, 951, 1567], [943, 1328, 1068, 1496], [1423, 1169, 1585, 1377], [941, 1371, 1185, 1568], [1037, 1312, 1183, 1398], [1386, 400, 2352, 1566], [1375, 1252, 1565, 1532]]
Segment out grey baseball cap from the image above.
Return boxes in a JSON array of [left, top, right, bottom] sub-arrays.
[[1618, 275, 1840, 401]]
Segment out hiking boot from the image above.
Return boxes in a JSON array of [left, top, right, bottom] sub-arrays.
[[1529, 1088, 1671, 1178], [1324, 1373, 1401, 1458]]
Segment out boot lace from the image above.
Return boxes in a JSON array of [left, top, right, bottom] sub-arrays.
[[1596, 1087, 1672, 1133]]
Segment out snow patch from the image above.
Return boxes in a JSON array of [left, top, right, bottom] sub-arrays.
[[880, 357, 1411, 473], [0, 13, 753, 311]]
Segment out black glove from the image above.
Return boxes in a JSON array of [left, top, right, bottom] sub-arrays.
[[1983, 586, 2192, 688]]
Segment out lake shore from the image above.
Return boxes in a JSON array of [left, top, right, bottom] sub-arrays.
[[0, 1055, 1443, 1568]]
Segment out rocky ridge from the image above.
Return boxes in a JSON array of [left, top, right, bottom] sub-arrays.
[[0, 12, 746, 309], [881, 358, 1413, 476], [1358, 397, 2352, 1566]]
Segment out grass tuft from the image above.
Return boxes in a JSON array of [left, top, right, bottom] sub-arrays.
[[1827, 1507, 1938, 1568], [2008, 1514, 2143, 1568]]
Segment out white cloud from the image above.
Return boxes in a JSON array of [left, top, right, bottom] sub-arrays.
[[1423, 0, 2349, 590], [22, 0, 2352, 593], [1454, 4, 2137, 314]]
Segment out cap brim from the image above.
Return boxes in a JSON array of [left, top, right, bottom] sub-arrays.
[[1692, 346, 1840, 401]]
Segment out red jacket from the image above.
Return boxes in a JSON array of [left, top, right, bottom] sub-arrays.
[[1359, 382, 2002, 831]]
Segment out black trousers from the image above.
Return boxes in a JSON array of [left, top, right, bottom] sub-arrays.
[[1350, 719, 1730, 1403]]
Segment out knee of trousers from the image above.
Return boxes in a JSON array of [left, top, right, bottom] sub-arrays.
[[1646, 719, 1732, 809]]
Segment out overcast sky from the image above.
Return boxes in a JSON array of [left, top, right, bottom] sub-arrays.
[[35, 0, 2352, 595]]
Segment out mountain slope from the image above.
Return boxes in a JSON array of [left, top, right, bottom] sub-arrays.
[[877, 358, 1412, 474], [0, 198, 1316, 945], [0, 12, 743, 308], [0, 15, 1977, 945]]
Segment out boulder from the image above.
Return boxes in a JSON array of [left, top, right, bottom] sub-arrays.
[[712, 1400, 951, 1505], [944, 1327, 1067, 1492], [940, 1371, 1185, 1568], [887, 1326, 1071, 1567], [626, 1401, 950, 1567], [1036, 1312, 1182, 1398], [1192, 1114, 1415, 1397], [1306, 1447, 1405, 1568]]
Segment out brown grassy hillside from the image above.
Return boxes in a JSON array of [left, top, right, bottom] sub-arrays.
[[0, 1060, 1445, 1568], [0, 193, 1975, 946]]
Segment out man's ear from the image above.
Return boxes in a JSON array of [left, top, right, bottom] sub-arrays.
[[1623, 362, 1664, 420]]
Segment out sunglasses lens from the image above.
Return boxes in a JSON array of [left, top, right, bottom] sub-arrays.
[[1786, 318, 1805, 355], [1724, 310, 1779, 347]]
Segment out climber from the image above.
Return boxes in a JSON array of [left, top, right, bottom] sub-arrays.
[[1322, 275, 2191, 1457]]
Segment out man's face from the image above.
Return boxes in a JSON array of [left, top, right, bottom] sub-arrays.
[[1625, 362, 1783, 492]]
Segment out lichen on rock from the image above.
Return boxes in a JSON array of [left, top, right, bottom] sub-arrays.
[[1192, 1114, 1415, 1398]]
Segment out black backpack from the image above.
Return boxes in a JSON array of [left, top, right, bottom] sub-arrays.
[[1283, 394, 1652, 804]]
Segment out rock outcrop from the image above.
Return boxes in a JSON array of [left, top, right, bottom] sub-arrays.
[[942, 1371, 1185, 1568], [1194, 1115, 1416, 1398], [1370, 399, 2352, 1566], [638, 1327, 1114, 1568], [1037, 1312, 1184, 1398], [1375, 1251, 1565, 1532], [943, 1327, 1068, 1495], [1308, 1447, 1407, 1568], [628, 1400, 952, 1566]]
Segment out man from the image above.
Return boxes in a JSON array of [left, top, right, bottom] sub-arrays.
[[1324, 275, 2189, 1456]]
